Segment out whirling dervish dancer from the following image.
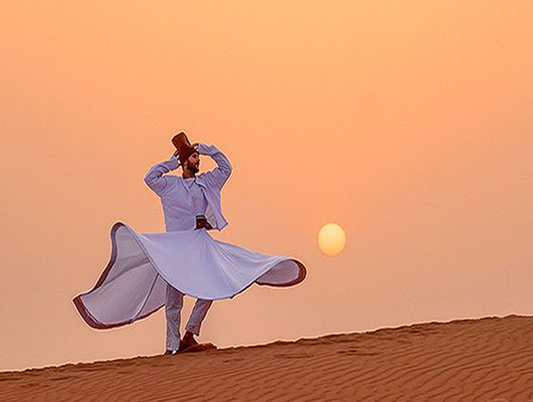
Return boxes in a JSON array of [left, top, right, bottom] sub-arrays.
[[73, 132, 307, 355]]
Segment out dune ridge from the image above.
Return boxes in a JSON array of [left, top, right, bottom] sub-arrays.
[[2, 314, 533, 401]]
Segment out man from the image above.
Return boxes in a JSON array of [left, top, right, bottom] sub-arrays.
[[144, 132, 232, 355], [73, 133, 306, 350]]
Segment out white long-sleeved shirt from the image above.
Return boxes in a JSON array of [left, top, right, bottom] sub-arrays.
[[144, 143, 233, 232], [183, 177, 208, 216]]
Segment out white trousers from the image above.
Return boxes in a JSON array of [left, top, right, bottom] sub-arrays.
[[165, 283, 213, 351]]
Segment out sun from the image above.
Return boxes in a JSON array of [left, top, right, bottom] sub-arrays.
[[318, 223, 346, 257]]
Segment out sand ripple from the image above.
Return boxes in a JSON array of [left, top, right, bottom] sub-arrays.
[[1, 314, 533, 401]]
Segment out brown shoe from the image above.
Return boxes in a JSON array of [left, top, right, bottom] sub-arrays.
[[177, 331, 199, 352], [183, 332, 200, 345], [176, 342, 216, 354], [177, 343, 189, 353]]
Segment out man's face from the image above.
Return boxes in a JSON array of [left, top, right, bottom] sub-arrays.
[[186, 151, 200, 174]]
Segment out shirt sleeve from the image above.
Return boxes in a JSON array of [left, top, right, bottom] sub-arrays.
[[144, 155, 179, 196], [198, 143, 233, 190]]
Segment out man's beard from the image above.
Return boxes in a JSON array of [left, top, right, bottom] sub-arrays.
[[187, 162, 200, 174]]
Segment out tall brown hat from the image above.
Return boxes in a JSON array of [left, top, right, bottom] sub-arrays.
[[171, 132, 196, 167]]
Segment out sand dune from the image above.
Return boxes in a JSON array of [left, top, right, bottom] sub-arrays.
[[2, 314, 533, 402]]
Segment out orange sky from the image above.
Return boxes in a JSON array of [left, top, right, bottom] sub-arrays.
[[1, 1, 532, 371]]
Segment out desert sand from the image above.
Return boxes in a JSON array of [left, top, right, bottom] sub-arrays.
[[1, 314, 532, 402]]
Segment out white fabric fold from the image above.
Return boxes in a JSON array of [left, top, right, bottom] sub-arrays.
[[73, 222, 307, 329]]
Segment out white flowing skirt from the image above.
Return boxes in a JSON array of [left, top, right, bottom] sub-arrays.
[[73, 222, 307, 329]]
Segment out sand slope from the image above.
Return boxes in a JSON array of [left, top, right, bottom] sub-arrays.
[[2, 314, 533, 402]]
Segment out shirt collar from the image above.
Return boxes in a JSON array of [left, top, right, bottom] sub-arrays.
[[181, 175, 208, 189], [194, 175, 208, 189]]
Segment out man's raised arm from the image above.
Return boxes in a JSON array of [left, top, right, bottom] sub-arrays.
[[144, 155, 180, 196], [198, 143, 233, 190]]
